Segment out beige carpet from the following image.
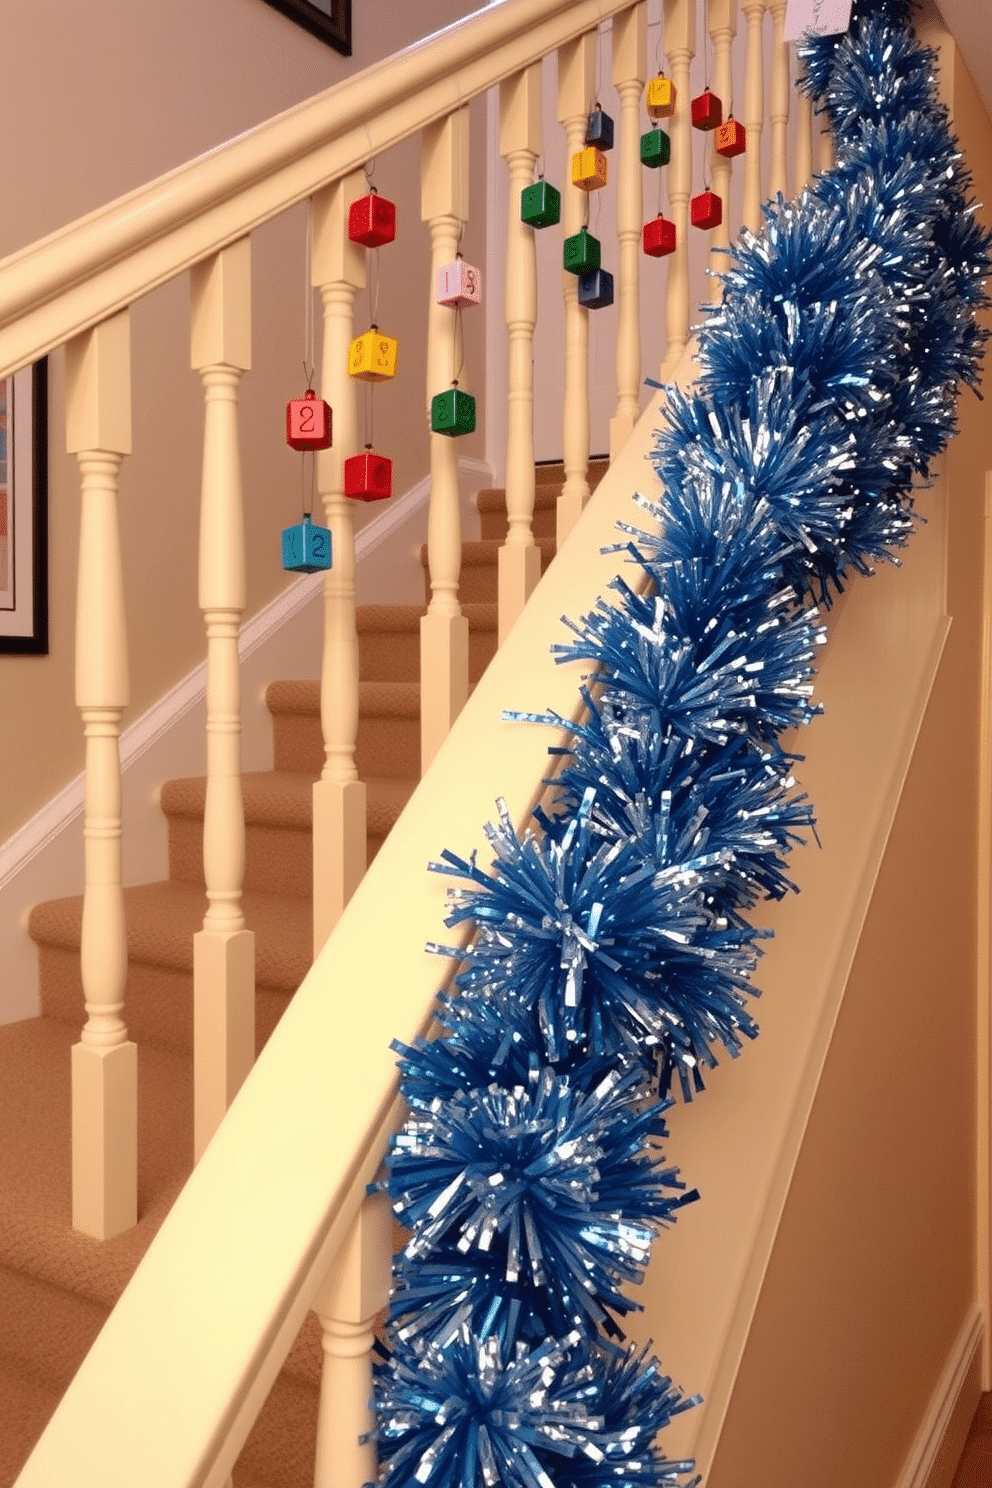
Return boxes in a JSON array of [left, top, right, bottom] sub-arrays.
[[0, 466, 599, 1486]]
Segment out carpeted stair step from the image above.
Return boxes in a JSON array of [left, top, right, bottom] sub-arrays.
[[476, 458, 609, 541], [163, 770, 318, 898], [355, 602, 498, 684], [267, 680, 422, 781], [29, 881, 311, 1057], [419, 537, 556, 604], [0, 1016, 322, 1487]]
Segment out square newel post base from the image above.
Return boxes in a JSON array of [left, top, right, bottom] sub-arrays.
[[71, 1039, 138, 1239], [193, 928, 255, 1162], [420, 611, 469, 771], [313, 777, 368, 956], [556, 487, 587, 550], [498, 542, 543, 646]]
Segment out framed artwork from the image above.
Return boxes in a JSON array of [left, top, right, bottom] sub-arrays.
[[0, 360, 48, 655], [260, 0, 352, 54]]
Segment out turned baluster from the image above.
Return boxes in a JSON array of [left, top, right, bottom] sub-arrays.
[[66, 310, 137, 1240], [313, 1192, 392, 1488], [190, 242, 255, 1163], [661, 0, 695, 376], [556, 30, 597, 546], [312, 175, 368, 954], [421, 110, 472, 771], [817, 112, 835, 173], [499, 64, 543, 643], [795, 63, 814, 194], [767, 0, 790, 198], [708, 0, 738, 302], [611, 3, 647, 455], [741, 0, 765, 231]]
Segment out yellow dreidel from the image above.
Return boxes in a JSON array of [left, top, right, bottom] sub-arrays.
[[570, 146, 608, 192], [348, 325, 398, 382]]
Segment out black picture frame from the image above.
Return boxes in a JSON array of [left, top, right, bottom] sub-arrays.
[[0, 360, 48, 656], [260, 0, 352, 54]]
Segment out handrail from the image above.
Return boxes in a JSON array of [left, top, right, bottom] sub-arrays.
[[0, 0, 635, 382], [14, 360, 695, 1488]]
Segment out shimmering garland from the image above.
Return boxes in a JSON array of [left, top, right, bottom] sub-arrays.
[[371, 4, 992, 1486]]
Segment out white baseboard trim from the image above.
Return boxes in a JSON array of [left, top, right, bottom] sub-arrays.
[[0, 455, 491, 1022], [896, 1303, 984, 1488]]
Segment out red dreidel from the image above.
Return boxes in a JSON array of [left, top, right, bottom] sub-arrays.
[[691, 88, 723, 131], [348, 188, 396, 248], [715, 118, 747, 158], [690, 191, 723, 230], [643, 215, 677, 257], [344, 447, 393, 502], [285, 389, 332, 451]]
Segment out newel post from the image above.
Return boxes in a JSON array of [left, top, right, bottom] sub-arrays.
[[421, 109, 471, 771], [313, 1192, 392, 1488], [312, 173, 368, 954], [190, 240, 255, 1162], [66, 309, 137, 1240]]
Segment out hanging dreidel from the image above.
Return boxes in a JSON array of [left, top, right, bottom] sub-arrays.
[[436, 255, 482, 308], [643, 214, 677, 257], [282, 513, 332, 573], [585, 102, 614, 151], [348, 186, 396, 248], [348, 324, 398, 382], [690, 190, 723, 230], [577, 269, 614, 309], [571, 145, 609, 192], [691, 87, 723, 131], [285, 388, 332, 451], [521, 175, 561, 228], [563, 226, 601, 276], [344, 445, 393, 502], [715, 117, 747, 158], [640, 126, 671, 168], [645, 75, 677, 119], [431, 381, 476, 437]]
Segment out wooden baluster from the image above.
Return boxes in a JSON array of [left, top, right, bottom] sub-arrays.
[[661, 0, 695, 377], [817, 113, 835, 172], [708, 0, 738, 303], [499, 65, 543, 644], [741, 0, 765, 231], [313, 1192, 392, 1488], [421, 109, 471, 770], [312, 175, 368, 953], [767, 0, 790, 198], [795, 64, 814, 194], [610, 3, 647, 456], [556, 30, 597, 546], [66, 310, 137, 1240], [190, 242, 255, 1163]]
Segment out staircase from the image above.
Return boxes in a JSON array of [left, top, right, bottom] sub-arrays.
[[0, 461, 603, 1488]]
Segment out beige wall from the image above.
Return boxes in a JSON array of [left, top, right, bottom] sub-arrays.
[[0, 0, 488, 845], [705, 31, 992, 1488]]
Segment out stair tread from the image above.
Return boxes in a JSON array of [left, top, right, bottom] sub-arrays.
[[29, 881, 311, 992], [159, 770, 415, 835], [0, 1017, 191, 1314]]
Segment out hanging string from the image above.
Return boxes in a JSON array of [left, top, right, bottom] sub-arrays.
[[303, 199, 316, 389]]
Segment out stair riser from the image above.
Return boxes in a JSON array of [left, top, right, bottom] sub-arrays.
[[0, 1264, 108, 1398], [36, 947, 292, 1058], [358, 628, 420, 682], [356, 711, 420, 780], [169, 816, 314, 900], [478, 503, 558, 543]]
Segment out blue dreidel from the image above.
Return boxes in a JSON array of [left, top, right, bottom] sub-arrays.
[[282, 514, 332, 573]]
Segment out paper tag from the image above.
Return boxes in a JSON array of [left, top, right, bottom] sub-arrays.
[[783, 0, 853, 42]]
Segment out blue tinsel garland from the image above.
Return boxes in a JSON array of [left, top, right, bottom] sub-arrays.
[[370, 2, 992, 1484]]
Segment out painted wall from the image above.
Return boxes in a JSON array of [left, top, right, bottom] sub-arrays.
[[704, 24, 991, 1488], [0, 0, 489, 847]]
